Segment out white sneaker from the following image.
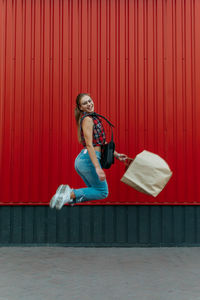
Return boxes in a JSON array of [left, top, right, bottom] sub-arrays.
[[49, 185, 69, 209], [55, 185, 73, 210], [49, 185, 64, 208]]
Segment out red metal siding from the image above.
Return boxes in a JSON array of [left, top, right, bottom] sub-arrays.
[[0, 0, 199, 205]]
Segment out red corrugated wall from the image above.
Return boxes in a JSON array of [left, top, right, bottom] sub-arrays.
[[0, 0, 199, 205]]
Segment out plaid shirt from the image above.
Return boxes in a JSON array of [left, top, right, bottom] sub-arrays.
[[80, 113, 106, 147]]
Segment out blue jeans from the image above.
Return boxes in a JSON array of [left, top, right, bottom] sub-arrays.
[[73, 149, 109, 204]]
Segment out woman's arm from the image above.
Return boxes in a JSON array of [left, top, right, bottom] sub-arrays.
[[114, 150, 128, 162], [82, 117, 106, 181]]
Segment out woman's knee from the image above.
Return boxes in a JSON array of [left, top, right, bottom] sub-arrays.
[[100, 188, 109, 199]]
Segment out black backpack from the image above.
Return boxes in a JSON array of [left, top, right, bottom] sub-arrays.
[[80, 112, 115, 169]]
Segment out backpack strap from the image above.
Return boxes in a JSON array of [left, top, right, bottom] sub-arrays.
[[80, 112, 114, 142]]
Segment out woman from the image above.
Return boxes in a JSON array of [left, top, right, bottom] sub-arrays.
[[49, 93, 127, 209]]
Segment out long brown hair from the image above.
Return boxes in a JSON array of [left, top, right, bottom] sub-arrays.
[[75, 93, 89, 143]]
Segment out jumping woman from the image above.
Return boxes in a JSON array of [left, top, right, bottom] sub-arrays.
[[49, 93, 127, 209]]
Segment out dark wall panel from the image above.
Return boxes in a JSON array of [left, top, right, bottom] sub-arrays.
[[1, 205, 200, 246]]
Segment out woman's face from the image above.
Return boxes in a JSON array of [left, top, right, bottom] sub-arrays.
[[79, 95, 94, 113]]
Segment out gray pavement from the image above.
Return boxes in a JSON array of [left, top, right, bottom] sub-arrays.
[[0, 247, 200, 300]]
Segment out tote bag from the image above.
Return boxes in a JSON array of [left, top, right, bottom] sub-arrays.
[[121, 150, 173, 197]]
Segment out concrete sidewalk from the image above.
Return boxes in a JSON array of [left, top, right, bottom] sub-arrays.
[[0, 247, 200, 300]]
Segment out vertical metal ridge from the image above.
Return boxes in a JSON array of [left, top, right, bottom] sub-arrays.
[[189, 0, 196, 202], [49, 0, 53, 195], [106, 0, 109, 114], [1, 1, 7, 201], [171, 0, 176, 203], [182, 0, 187, 201], [19, 0, 26, 203], [117, 0, 120, 138], [42, 0, 46, 201], [88, 0, 91, 93], [154, 0, 158, 153], [78, 0, 81, 91], [125, 0, 129, 153], [173, 0, 177, 201], [58, 0, 63, 185], [0, 0, 3, 192], [115, 0, 118, 128], [162, 0, 165, 160], [99, 0, 101, 108], [38, 0, 43, 201], [192, 0, 198, 200], [29, 0, 34, 203], [68, 0, 72, 176], [144, 0, 148, 149], [10, 0, 16, 203]]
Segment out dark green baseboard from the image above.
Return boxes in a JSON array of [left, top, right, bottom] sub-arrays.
[[0, 205, 200, 246]]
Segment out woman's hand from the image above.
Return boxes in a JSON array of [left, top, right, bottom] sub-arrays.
[[117, 153, 128, 162], [96, 167, 106, 181]]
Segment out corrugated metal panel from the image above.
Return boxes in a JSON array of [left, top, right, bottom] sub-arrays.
[[0, 0, 199, 205], [1, 205, 200, 246]]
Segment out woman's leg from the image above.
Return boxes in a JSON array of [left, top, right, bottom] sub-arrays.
[[73, 150, 109, 203], [75, 162, 91, 187]]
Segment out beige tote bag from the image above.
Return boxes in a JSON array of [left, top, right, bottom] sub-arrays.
[[121, 150, 173, 197]]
